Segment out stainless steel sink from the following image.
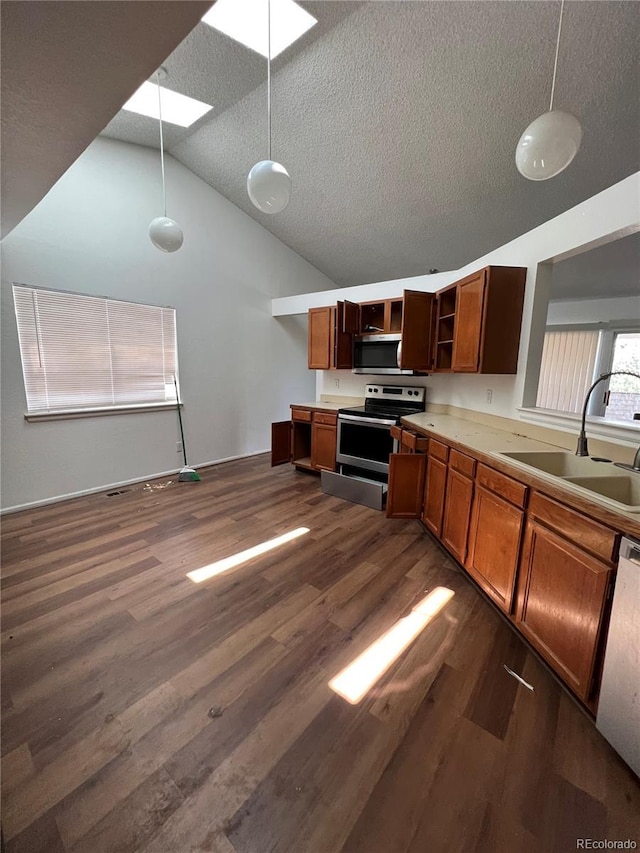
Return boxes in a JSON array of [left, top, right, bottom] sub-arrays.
[[496, 450, 640, 513], [498, 451, 608, 477]]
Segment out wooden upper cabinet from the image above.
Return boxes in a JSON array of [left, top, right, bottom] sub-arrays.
[[309, 268, 523, 374], [341, 300, 360, 335], [433, 266, 526, 375], [308, 307, 332, 370], [479, 266, 526, 374], [433, 285, 457, 372], [334, 301, 358, 369], [452, 271, 486, 372], [359, 301, 387, 334], [400, 290, 435, 372], [308, 302, 358, 370]]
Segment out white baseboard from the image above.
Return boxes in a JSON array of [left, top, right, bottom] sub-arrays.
[[0, 450, 269, 515]]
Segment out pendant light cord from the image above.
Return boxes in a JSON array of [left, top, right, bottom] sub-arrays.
[[156, 72, 167, 217], [267, 0, 272, 160], [549, 0, 565, 112]]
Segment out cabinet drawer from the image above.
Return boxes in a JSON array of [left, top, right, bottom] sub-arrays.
[[390, 425, 403, 442], [428, 439, 449, 463], [291, 408, 312, 423], [476, 464, 527, 508], [528, 492, 619, 565], [403, 431, 429, 453], [449, 449, 476, 478], [313, 411, 337, 426]]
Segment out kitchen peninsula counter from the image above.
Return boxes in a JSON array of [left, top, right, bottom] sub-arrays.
[[401, 411, 640, 537]]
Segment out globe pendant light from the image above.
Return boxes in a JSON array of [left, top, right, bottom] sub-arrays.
[[515, 0, 582, 181], [149, 69, 184, 252], [247, 0, 291, 214]]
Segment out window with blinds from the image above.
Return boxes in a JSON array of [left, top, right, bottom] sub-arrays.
[[536, 328, 600, 413], [13, 285, 178, 416]]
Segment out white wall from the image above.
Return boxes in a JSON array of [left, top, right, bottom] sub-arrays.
[[273, 173, 640, 421], [1, 137, 337, 511]]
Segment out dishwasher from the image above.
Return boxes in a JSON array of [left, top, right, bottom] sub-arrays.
[[596, 536, 640, 776]]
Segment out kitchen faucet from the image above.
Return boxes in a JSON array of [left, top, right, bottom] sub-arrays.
[[576, 370, 640, 458]]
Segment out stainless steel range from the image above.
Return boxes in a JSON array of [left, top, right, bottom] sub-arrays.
[[322, 384, 426, 510]]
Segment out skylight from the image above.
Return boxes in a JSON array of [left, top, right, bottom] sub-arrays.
[[202, 0, 317, 59], [122, 82, 212, 128]]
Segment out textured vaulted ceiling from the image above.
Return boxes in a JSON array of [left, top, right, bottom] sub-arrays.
[[3, 2, 638, 288], [102, 1, 640, 287], [0, 0, 212, 238]]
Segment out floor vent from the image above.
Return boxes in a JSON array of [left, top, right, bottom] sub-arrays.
[[106, 489, 130, 497]]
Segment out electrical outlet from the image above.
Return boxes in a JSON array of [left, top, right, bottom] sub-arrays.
[[176, 441, 183, 453], [486, 389, 493, 404], [334, 379, 340, 388]]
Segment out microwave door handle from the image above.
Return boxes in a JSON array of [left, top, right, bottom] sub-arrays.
[[397, 340, 402, 369]]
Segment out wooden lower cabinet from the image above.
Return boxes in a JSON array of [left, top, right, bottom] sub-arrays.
[[271, 420, 292, 467], [271, 409, 337, 473], [422, 456, 447, 536], [391, 425, 429, 454], [386, 453, 427, 518], [466, 486, 524, 614], [402, 429, 429, 454], [349, 423, 622, 709], [515, 519, 614, 702], [311, 422, 337, 472], [441, 468, 474, 563]]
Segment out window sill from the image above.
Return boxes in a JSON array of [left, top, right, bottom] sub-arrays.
[[24, 402, 180, 423], [518, 407, 640, 446]]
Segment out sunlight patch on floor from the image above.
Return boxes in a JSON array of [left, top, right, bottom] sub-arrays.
[[187, 526, 310, 583], [329, 586, 455, 704]]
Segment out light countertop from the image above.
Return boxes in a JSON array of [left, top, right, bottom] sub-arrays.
[[291, 397, 363, 413], [401, 412, 640, 536], [290, 401, 345, 412]]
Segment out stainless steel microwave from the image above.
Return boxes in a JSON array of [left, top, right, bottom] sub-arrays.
[[352, 334, 414, 375]]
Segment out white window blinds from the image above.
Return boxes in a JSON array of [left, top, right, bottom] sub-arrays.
[[13, 285, 177, 414], [536, 328, 600, 413]]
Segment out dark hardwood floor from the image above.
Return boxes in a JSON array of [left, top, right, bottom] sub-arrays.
[[1, 454, 639, 852]]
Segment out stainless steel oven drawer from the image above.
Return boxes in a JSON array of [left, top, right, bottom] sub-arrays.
[[321, 470, 388, 511]]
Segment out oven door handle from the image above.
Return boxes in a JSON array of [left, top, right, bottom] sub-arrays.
[[338, 414, 397, 427]]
